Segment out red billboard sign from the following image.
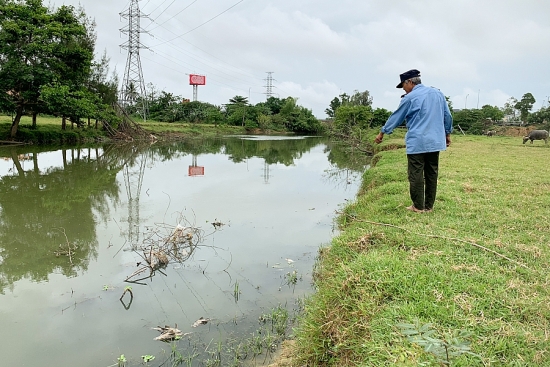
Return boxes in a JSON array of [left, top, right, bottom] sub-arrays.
[[189, 74, 206, 85]]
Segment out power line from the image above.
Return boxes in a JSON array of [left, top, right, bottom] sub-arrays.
[[151, 0, 245, 47], [140, 53, 262, 96], [146, 0, 199, 31], [148, 40, 260, 85], [147, 0, 177, 21], [144, 0, 171, 17], [145, 19, 257, 80]]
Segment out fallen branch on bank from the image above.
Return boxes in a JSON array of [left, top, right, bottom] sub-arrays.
[[329, 130, 374, 154]]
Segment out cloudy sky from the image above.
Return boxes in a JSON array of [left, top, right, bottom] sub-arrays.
[[55, 0, 550, 118]]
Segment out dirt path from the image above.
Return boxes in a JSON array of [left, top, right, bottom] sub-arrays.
[[263, 340, 295, 367]]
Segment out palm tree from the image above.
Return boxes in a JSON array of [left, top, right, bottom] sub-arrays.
[[228, 95, 248, 105]]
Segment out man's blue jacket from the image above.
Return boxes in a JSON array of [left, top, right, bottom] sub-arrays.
[[381, 84, 453, 154]]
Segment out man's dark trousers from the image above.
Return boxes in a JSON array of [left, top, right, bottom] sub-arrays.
[[407, 152, 439, 210]]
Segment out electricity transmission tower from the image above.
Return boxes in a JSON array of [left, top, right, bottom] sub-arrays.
[[264, 72, 275, 99], [120, 0, 149, 119]]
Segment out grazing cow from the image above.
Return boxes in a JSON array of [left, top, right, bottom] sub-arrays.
[[486, 130, 496, 137], [523, 130, 549, 144]]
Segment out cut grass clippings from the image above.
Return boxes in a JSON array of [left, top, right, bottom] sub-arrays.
[[292, 133, 550, 366]]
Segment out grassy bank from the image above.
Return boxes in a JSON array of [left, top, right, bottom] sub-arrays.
[[132, 118, 249, 137], [0, 115, 107, 144], [0, 115, 248, 144], [292, 132, 550, 366]]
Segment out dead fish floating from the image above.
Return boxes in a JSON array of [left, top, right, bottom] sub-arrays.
[[192, 317, 211, 327], [152, 325, 187, 342]]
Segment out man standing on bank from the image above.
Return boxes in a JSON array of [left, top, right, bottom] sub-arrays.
[[374, 69, 453, 213]]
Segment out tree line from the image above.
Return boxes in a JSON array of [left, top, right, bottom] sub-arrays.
[[142, 91, 323, 134], [1, 0, 547, 140], [0, 0, 323, 139], [325, 90, 549, 139]]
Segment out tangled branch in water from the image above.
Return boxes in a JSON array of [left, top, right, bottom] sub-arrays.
[[125, 212, 224, 283]]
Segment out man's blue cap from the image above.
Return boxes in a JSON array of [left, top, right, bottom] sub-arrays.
[[396, 69, 421, 88]]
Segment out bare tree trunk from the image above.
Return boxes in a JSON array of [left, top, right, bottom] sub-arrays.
[[95, 119, 99, 129], [32, 113, 37, 128], [88, 117, 91, 127], [62, 117, 66, 130], [10, 105, 24, 138]]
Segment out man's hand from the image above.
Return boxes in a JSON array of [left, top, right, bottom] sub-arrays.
[[446, 134, 451, 147], [374, 132, 384, 144]]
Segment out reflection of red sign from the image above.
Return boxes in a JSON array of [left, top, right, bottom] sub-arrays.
[[189, 74, 206, 85], [188, 166, 205, 176]]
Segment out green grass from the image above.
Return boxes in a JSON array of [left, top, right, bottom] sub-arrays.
[[0, 114, 248, 143], [137, 120, 247, 137], [0, 114, 108, 144], [293, 133, 550, 366]]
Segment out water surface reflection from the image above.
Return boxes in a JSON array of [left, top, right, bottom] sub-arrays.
[[0, 136, 368, 366]]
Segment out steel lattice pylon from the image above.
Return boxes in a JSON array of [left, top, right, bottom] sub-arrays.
[[264, 72, 274, 99], [120, 0, 149, 120]]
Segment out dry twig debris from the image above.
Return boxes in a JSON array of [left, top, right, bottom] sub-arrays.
[[125, 216, 206, 283]]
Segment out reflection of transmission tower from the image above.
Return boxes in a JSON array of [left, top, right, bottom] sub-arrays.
[[120, 0, 149, 119], [123, 155, 147, 245], [263, 161, 270, 184]]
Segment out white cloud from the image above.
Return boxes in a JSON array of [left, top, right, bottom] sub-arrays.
[[54, 0, 550, 117]]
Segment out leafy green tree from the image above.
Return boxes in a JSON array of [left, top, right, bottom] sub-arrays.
[[279, 97, 322, 133], [452, 109, 484, 134], [148, 91, 179, 121], [326, 90, 372, 118], [527, 106, 550, 126], [480, 105, 504, 122], [83, 52, 118, 128], [87, 51, 118, 109], [349, 90, 373, 107], [339, 93, 350, 105], [371, 108, 392, 127], [262, 96, 285, 115], [514, 93, 536, 123], [199, 103, 224, 124], [228, 95, 248, 105], [502, 97, 518, 122], [0, 0, 95, 137], [224, 95, 249, 126], [333, 105, 373, 134], [325, 97, 341, 118], [40, 84, 96, 128]]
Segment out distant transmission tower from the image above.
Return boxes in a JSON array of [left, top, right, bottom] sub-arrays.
[[120, 0, 149, 119], [264, 72, 275, 99]]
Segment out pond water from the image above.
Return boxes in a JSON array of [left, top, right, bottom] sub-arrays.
[[0, 135, 368, 367]]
